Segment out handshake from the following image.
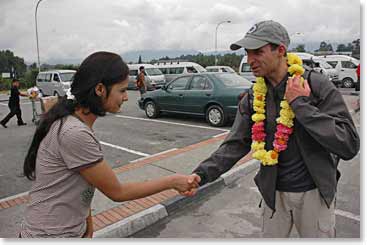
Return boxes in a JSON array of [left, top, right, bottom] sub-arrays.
[[170, 173, 201, 197]]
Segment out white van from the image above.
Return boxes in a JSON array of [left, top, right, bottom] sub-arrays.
[[36, 70, 76, 96], [322, 55, 359, 88], [239, 56, 256, 83], [154, 61, 206, 82], [290, 53, 339, 86], [128, 64, 166, 90]]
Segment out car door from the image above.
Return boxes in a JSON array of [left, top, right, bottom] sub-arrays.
[[183, 75, 213, 114], [158, 76, 190, 112], [340, 60, 358, 82]]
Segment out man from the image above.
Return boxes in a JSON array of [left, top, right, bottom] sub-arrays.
[[1, 78, 28, 128], [136, 66, 147, 96], [187, 20, 359, 238]]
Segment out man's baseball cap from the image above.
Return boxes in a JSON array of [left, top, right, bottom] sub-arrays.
[[230, 20, 290, 50]]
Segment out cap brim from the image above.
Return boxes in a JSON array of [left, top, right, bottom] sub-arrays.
[[230, 37, 269, 50]]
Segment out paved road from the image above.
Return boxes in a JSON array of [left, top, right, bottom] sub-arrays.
[[132, 147, 360, 238]]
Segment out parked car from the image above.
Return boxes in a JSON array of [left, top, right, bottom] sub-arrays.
[[239, 55, 256, 83], [291, 53, 339, 87], [322, 55, 360, 88], [127, 64, 166, 90], [138, 72, 252, 127], [154, 61, 207, 82], [205, 66, 236, 73], [36, 70, 76, 96]]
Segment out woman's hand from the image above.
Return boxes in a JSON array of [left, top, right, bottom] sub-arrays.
[[170, 174, 201, 195], [82, 209, 94, 238]]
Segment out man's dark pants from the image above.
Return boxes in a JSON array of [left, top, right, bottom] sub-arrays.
[[1, 105, 25, 126]]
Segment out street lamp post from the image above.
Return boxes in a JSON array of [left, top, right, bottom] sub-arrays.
[[215, 20, 231, 66], [35, 0, 45, 73]]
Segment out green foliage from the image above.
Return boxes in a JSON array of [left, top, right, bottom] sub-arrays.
[[0, 50, 27, 78], [295, 44, 306, 52]]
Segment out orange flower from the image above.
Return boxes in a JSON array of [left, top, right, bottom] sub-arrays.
[[256, 95, 264, 101], [271, 151, 278, 159]]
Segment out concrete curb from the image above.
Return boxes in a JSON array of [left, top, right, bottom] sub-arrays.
[[94, 159, 260, 238], [94, 204, 168, 238]]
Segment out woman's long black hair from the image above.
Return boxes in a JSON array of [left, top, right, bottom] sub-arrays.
[[24, 51, 129, 180]]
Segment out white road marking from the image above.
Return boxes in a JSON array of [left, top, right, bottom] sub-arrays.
[[115, 115, 229, 132], [212, 132, 230, 138], [100, 141, 150, 157], [335, 209, 360, 222]]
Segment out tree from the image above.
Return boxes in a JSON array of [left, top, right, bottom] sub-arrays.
[[352, 38, 360, 59], [0, 50, 27, 78], [295, 44, 306, 52]]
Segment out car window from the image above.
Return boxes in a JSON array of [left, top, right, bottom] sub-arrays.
[[189, 76, 212, 90], [187, 66, 198, 73], [207, 68, 218, 72], [159, 68, 168, 74], [241, 63, 252, 72], [59, 72, 75, 82], [145, 68, 163, 76], [129, 69, 138, 76], [37, 74, 45, 82], [53, 74, 60, 82], [168, 67, 184, 74], [194, 66, 206, 73], [326, 61, 338, 68], [168, 77, 190, 90], [214, 73, 252, 87], [341, 61, 357, 69]]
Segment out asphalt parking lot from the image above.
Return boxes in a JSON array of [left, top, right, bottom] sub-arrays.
[[0, 90, 231, 199]]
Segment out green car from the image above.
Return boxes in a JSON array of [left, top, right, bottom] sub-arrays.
[[138, 72, 253, 127]]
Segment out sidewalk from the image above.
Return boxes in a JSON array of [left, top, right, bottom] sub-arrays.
[[0, 133, 258, 238]]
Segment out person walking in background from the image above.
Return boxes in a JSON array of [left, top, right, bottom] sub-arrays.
[[136, 66, 147, 97], [20, 52, 199, 238], [185, 20, 359, 238], [1, 78, 28, 128]]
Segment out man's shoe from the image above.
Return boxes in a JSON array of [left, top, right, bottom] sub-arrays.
[[0, 122, 7, 128], [18, 123, 27, 126]]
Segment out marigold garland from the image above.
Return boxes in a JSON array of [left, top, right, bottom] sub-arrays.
[[251, 53, 305, 166]]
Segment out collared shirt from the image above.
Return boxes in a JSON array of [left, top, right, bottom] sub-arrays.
[[264, 75, 316, 192], [9, 85, 20, 107]]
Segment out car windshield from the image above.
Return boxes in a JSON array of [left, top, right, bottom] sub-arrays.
[[223, 67, 235, 73], [213, 73, 252, 87], [60, 72, 75, 82], [194, 66, 207, 73], [145, 68, 163, 76]]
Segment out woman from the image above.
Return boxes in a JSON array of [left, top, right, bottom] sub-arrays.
[[20, 51, 199, 238]]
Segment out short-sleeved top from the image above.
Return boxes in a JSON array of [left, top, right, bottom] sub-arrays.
[[20, 115, 103, 238]]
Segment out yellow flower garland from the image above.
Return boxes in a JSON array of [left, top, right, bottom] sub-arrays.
[[251, 53, 305, 166]]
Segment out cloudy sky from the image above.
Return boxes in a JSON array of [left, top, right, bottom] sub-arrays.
[[0, 0, 362, 64]]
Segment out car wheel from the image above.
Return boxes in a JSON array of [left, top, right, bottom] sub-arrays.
[[342, 78, 354, 88], [206, 105, 226, 127], [54, 91, 60, 97], [144, 101, 160, 118]]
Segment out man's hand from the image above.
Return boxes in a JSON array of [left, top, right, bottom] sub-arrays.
[[285, 75, 311, 104], [178, 174, 201, 197]]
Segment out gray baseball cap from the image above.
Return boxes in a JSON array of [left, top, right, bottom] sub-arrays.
[[230, 20, 290, 50]]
